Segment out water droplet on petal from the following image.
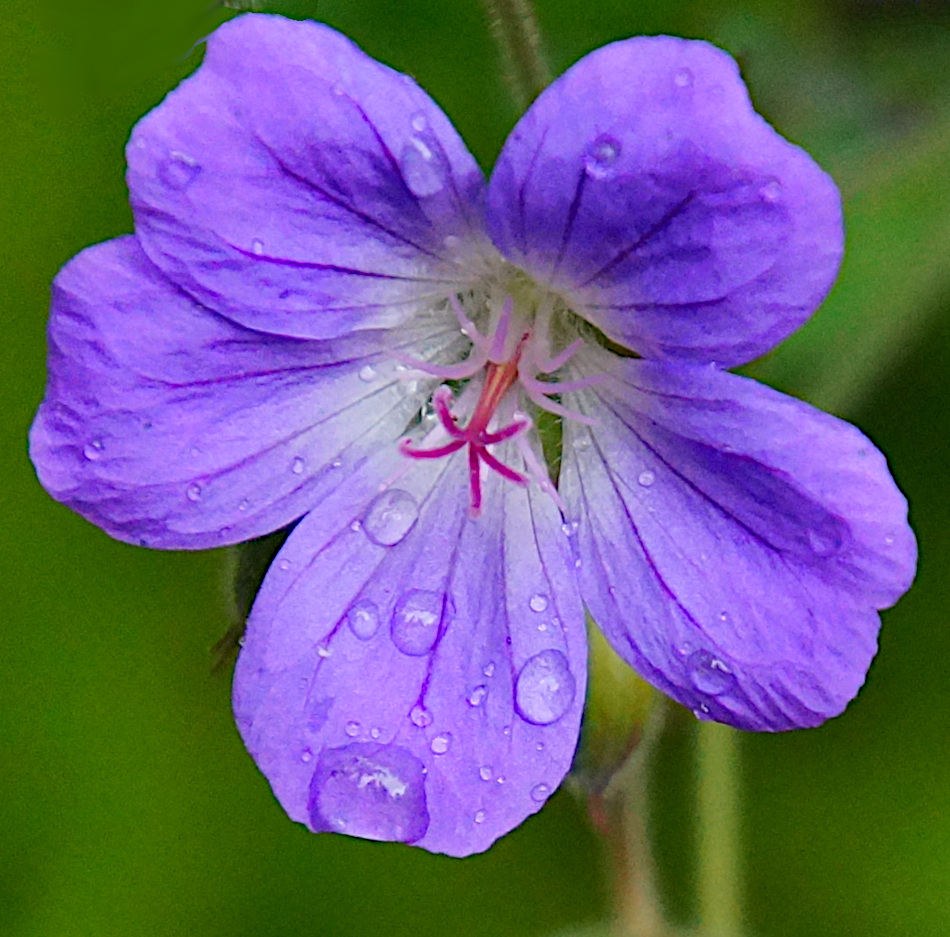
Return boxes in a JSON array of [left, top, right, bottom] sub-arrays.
[[673, 67, 693, 88], [347, 599, 380, 641], [687, 649, 735, 696], [884, 534, 895, 546], [358, 364, 377, 383], [83, 439, 104, 461], [515, 649, 576, 725], [530, 782, 551, 802], [637, 470, 655, 488], [760, 179, 782, 203], [345, 721, 361, 738], [363, 489, 419, 547], [483, 662, 496, 678], [251, 238, 265, 255], [430, 734, 451, 755], [238, 498, 250, 512], [279, 559, 292, 571], [161, 151, 201, 190], [349, 519, 362, 532], [370, 727, 381, 739], [807, 527, 842, 557], [317, 645, 332, 659], [308, 742, 430, 843], [467, 684, 488, 707], [186, 483, 202, 502], [536, 742, 545, 752], [529, 593, 549, 613], [410, 704, 433, 728], [391, 590, 443, 656], [478, 765, 492, 781], [474, 810, 486, 824], [411, 113, 428, 133], [400, 140, 444, 197], [301, 747, 313, 763], [292, 456, 305, 475], [584, 134, 621, 180]]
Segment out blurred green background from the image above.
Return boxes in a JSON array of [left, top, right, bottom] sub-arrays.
[[2, 1, 949, 935]]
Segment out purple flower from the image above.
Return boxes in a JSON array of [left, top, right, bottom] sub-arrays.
[[30, 14, 916, 857]]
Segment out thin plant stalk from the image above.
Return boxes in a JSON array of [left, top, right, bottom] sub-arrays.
[[479, 0, 551, 108], [696, 721, 744, 937], [589, 701, 673, 937]]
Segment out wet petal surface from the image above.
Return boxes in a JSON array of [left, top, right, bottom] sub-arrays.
[[128, 14, 488, 340], [560, 352, 916, 730], [488, 36, 842, 366], [234, 440, 586, 856], [29, 237, 453, 548]]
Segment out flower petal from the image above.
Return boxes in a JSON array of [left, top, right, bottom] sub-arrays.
[[29, 236, 452, 549], [488, 36, 842, 366], [234, 441, 586, 857], [128, 13, 488, 340], [560, 352, 916, 730]]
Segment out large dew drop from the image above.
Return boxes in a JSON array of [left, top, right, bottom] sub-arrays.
[[583, 134, 621, 180], [362, 489, 419, 547], [308, 742, 429, 844], [391, 589, 444, 656], [687, 649, 736, 696], [160, 151, 201, 190], [346, 599, 380, 641], [514, 649, 576, 725], [400, 138, 444, 197]]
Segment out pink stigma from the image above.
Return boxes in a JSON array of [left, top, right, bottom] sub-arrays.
[[400, 342, 531, 517]]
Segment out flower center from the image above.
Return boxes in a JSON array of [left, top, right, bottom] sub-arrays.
[[397, 286, 600, 517]]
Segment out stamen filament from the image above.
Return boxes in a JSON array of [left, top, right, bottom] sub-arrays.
[[488, 297, 514, 363]]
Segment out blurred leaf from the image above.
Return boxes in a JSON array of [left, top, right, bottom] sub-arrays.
[[749, 99, 950, 415]]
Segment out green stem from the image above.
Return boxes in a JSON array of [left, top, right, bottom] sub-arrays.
[[696, 722, 744, 937], [479, 0, 551, 108], [588, 700, 672, 937]]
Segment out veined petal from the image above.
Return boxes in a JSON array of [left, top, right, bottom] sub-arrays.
[[128, 13, 489, 340], [560, 353, 915, 731], [488, 36, 842, 366], [29, 237, 453, 549], [234, 440, 586, 857]]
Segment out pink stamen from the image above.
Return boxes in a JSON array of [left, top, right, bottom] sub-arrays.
[[403, 341, 532, 513], [487, 297, 514, 363], [449, 294, 493, 355], [514, 433, 566, 512], [536, 337, 586, 374], [398, 295, 596, 516], [391, 348, 487, 381]]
